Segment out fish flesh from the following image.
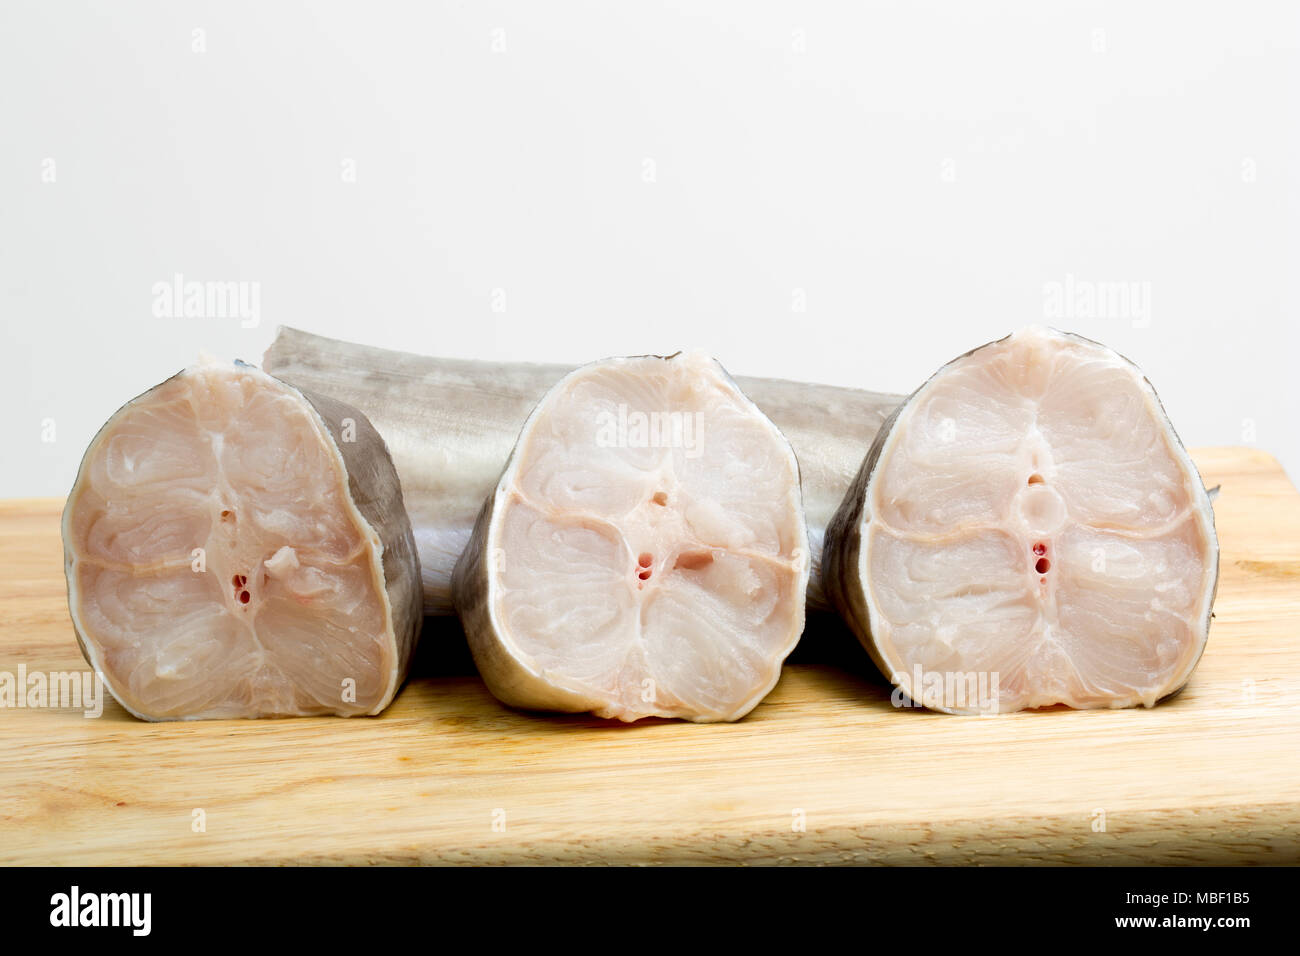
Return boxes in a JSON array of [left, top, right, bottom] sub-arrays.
[[62, 358, 422, 720], [263, 327, 903, 615], [821, 327, 1219, 714], [450, 351, 809, 721]]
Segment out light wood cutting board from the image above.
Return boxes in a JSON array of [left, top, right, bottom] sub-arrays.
[[2, 446, 1297, 865]]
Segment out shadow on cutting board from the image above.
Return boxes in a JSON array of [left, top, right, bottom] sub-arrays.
[[405, 609, 898, 728]]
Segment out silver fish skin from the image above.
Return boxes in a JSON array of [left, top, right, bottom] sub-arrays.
[[263, 328, 903, 615]]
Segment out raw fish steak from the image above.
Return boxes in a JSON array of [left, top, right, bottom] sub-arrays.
[[823, 327, 1219, 714], [63, 358, 422, 720], [452, 351, 810, 722]]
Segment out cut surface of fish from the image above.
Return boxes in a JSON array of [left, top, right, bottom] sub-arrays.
[[823, 327, 1219, 714], [62, 358, 422, 720], [263, 327, 901, 615], [452, 351, 810, 722]]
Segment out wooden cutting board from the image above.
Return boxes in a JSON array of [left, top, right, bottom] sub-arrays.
[[2, 446, 1298, 865]]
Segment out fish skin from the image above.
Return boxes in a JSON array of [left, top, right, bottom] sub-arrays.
[[820, 399, 903, 685], [263, 327, 903, 615], [299, 386, 423, 712], [821, 326, 1221, 714]]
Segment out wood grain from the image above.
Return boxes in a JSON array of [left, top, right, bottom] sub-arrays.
[[1, 447, 1297, 865]]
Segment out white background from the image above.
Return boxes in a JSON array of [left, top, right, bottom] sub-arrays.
[[3, 1, 1297, 497]]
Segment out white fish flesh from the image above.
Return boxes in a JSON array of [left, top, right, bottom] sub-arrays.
[[62, 358, 422, 720], [450, 351, 809, 721], [821, 327, 1220, 714]]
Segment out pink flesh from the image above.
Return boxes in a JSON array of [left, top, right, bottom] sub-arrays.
[[65, 362, 394, 719], [487, 353, 808, 721], [863, 328, 1216, 713]]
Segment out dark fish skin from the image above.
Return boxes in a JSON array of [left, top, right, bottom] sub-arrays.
[[821, 399, 905, 683], [299, 385, 423, 705]]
